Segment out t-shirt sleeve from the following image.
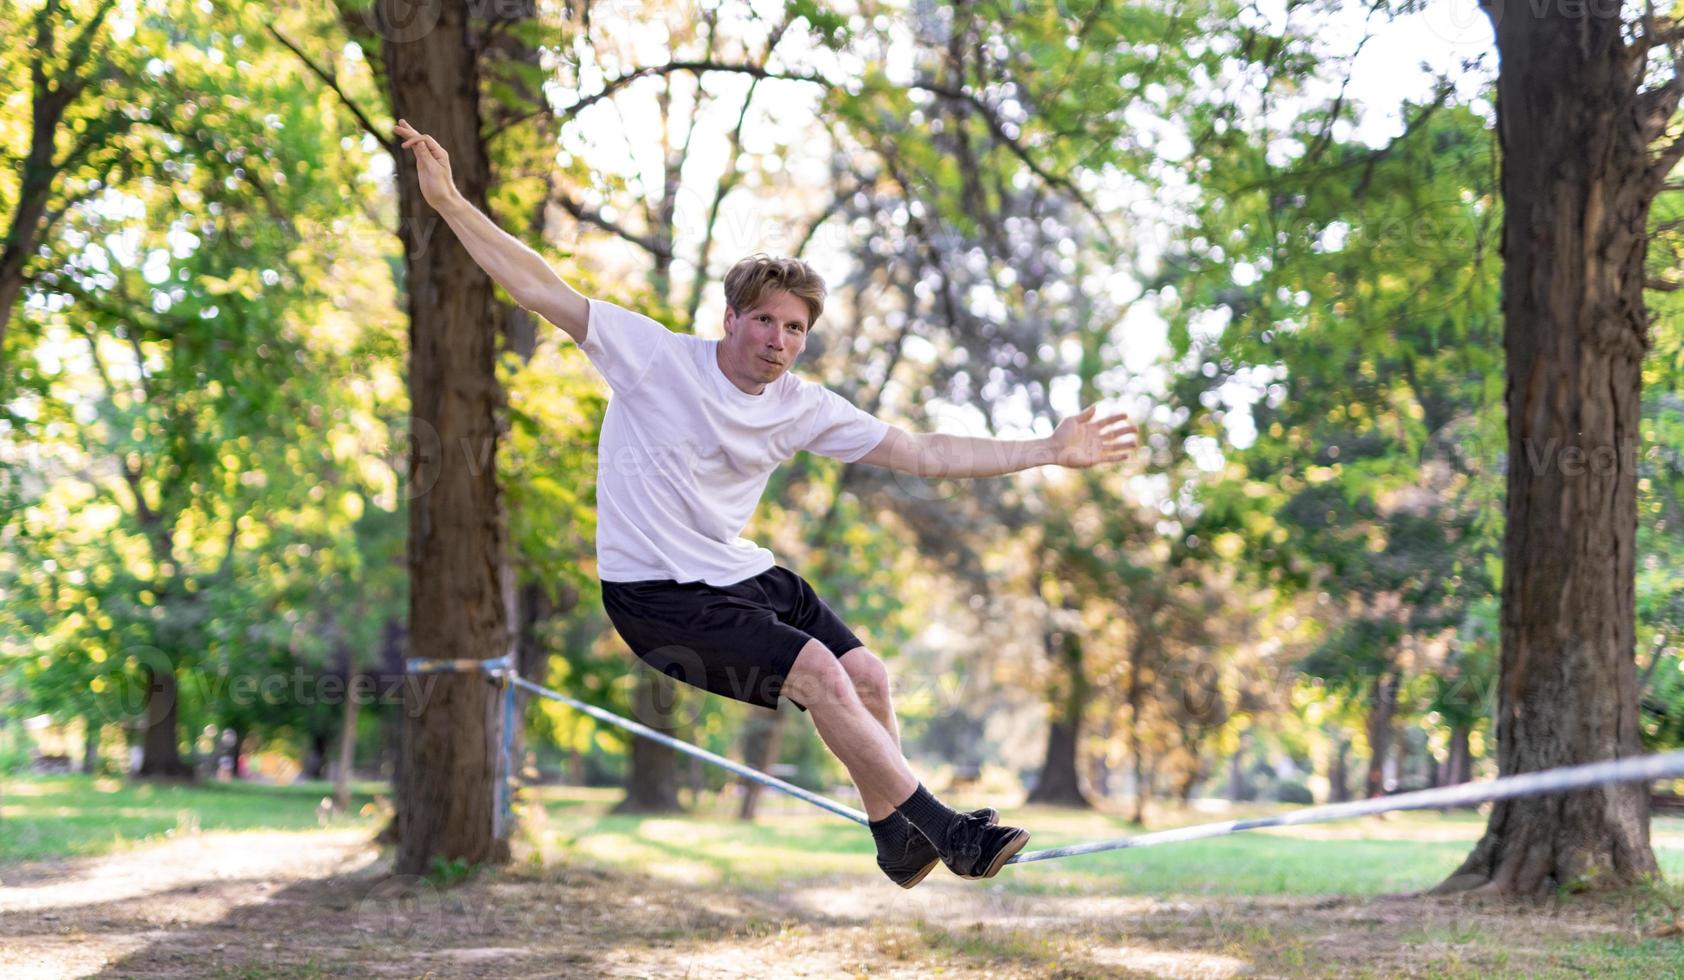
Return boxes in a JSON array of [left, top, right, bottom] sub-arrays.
[[577, 298, 677, 394], [802, 385, 892, 462]]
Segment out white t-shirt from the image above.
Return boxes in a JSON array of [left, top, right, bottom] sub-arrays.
[[578, 298, 891, 586]]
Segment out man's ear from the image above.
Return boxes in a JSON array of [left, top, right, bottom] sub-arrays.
[[722, 305, 736, 337]]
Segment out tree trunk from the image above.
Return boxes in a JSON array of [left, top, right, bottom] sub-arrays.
[[137, 665, 191, 779], [1029, 718, 1087, 806], [1227, 742, 1247, 801], [1436, 7, 1660, 899], [1124, 629, 1148, 823], [1028, 624, 1092, 807], [82, 715, 101, 775], [1437, 725, 1475, 814], [1446, 724, 1472, 786], [1329, 737, 1350, 804], [1364, 672, 1398, 798], [304, 730, 331, 781], [1175, 763, 1201, 804], [513, 580, 565, 781], [613, 671, 684, 814], [1128, 749, 1147, 824], [333, 658, 358, 813], [737, 707, 790, 819], [374, 616, 406, 843], [385, 0, 512, 875]]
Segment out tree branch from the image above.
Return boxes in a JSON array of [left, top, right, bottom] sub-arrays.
[[1638, 20, 1684, 49], [558, 59, 1104, 222], [267, 27, 396, 156], [551, 188, 673, 259], [1650, 128, 1684, 188], [61, 0, 120, 85], [684, 19, 790, 327]]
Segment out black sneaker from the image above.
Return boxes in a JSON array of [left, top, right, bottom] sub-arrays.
[[939, 810, 1029, 880], [877, 807, 998, 889]]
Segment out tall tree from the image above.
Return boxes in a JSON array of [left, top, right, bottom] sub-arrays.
[[372, 0, 516, 871], [1435, 7, 1684, 897]]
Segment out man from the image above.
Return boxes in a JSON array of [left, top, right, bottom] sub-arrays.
[[396, 119, 1138, 886]]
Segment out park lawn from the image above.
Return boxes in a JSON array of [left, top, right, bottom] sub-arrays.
[[524, 786, 1684, 977], [0, 773, 387, 863], [6, 776, 1684, 977], [529, 785, 1684, 897]]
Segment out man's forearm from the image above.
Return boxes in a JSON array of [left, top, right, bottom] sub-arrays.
[[435, 194, 586, 335], [915, 432, 1057, 478]]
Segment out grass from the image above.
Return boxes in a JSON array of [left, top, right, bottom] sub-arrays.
[[523, 785, 1684, 899], [7, 775, 1684, 977], [0, 773, 387, 862]]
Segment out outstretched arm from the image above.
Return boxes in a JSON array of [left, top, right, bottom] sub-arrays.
[[858, 405, 1137, 478], [395, 119, 589, 344]]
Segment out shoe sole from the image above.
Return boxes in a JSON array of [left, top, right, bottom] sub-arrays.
[[960, 828, 1029, 880], [894, 855, 941, 889], [887, 810, 1003, 887]]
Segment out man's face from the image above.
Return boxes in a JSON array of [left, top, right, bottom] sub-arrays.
[[724, 288, 811, 385]]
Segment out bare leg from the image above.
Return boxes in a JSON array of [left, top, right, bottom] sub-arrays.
[[838, 647, 907, 816], [783, 640, 915, 820]]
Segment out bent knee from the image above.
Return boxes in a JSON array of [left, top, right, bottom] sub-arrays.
[[840, 648, 891, 710], [783, 640, 859, 710]]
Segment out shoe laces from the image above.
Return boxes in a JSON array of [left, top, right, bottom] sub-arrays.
[[944, 812, 989, 864]]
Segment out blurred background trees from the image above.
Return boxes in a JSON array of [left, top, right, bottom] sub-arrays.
[[4, 0, 1681, 893]]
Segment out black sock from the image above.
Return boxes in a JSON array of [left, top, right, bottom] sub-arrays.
[[869, 810, 914, 856], [893, 783, 960, 846]]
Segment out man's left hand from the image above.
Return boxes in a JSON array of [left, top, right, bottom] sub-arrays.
[[1049, 405, 1138, 469]]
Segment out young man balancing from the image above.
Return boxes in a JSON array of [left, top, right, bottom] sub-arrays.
[[396, 120, 1139, 886]]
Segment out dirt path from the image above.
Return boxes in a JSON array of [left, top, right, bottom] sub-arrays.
[[1, 827, 1676, 978], [0, 828, 378, 978]]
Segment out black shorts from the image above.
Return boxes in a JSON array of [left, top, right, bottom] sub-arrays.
[[600, 564, 865, 712]]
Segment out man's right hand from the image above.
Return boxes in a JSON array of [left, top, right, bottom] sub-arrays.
[[396, 119, 460, 213], [391, 117, 590, 342]]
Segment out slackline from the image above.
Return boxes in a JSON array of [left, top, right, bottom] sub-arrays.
[[408, 656, 1684, 867]]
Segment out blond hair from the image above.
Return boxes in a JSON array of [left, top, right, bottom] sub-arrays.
[[723, 254, 827, 326]]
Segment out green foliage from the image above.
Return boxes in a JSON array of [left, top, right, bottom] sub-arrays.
[[0, 0, 407, 766]]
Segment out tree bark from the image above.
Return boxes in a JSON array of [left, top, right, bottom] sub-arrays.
[[82, 714, 101, 775], [1364, 672, 1398, 798], [1446, 724, 1472, 786], [1175, 763, 1201, 804], [385, 0, 512, 875], [304, 730, 331, 781], [333, 644, 359, 813], [1128, 749, 1147, 824], [1435, 7, 1659, 899], [1028, 623, 1093, 807], [613, 671, 684, 814], [1226, 745, 1248, 802], [1329, 736, 1350, 804], [136, 665, 191, 779], [737, 707, 790, 819]]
